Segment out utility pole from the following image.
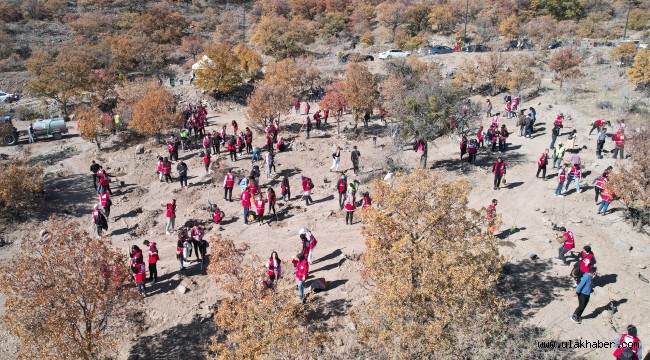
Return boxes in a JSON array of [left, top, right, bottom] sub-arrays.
[[463, 0, 469, 44], [241, 7, 247, 43], [623, 0, 633, 40]]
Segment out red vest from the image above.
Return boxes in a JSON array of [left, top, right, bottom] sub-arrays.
[[595, 119, 607, 127], [295, 259, 308, 280], [493, 161, 506, 175], [168, 143, 175, 152], [148, 243, 159, 264], [570, 166, 581, 179], [213, 208, 222, 223], [594, 177, 607, 189], [487, 204, 496, 221], [240, 191, 251, 207], [224, 173, 234, 187], [134, 263, 146, 283], [600, 188, 613, 202], [614, 133, 625, 146], [538, 153, 547, 166], [99, 193, 110, 207], [203, 136, 210, 147], [613, 334, 640, 359], [338, 179, 347, 193], [92, 209, 101, 224], [491, 116, 499, 126], [191, 227, 203, 240], [255, 199, 265, 214], [344, 194, 356, 211], [563, 231, 575, 249], [580, 251, 594, 273], [166, 203, 176, 218], [267, 192, 276, 205], [558, 167, 566, 182], [267, 257, 281, 278], [157, 160, 163, 172]]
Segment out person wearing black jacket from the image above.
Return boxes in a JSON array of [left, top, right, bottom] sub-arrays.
[[176, 161, 188, 188], [550, 124, 561, 150], [351, 146, 361, 175], [90, 160, 100, 189]]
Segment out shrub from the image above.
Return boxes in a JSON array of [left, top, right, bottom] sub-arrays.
[[0, 159, 43, 220]]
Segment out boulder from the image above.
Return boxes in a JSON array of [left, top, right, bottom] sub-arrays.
[[177, 285, 188, 294], [135, 145, 145, 154]]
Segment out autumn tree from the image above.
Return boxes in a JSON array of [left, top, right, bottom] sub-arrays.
[[354, 170, 504, 358], [130, 4, 188, 45], [264, 57, 322, 97], [547, 47, 583, 88], [377, 1, 407, 41], [76, 105, 109, 150], [246, 81, 293, 127], [0, 159, 43, 220], [498, 54, 541, 94], [627, 49, 650, 93], [0, 218, 138, 359], [343, 63, 378, 129], [207, 237, 328, 358], [27, 48, 95, 116], [194, 42, 261, 95], [251, 15, 315, 59], [318, 80, 348, 133], [628, 9, 650, 30], [455, 51, 509, 95], [533, 0, 585, 20], [180, 34, 205, 61], [128, 86, 181, 137], [114, 80, 160, 127], [289, 0, 325, 20], [608, 129, 650, 232], [611, 43, 638, 67]]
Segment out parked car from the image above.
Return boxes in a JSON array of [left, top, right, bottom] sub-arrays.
[[341, 53, 375, 63], [419, 45, 454, 55], [378, 49, 410, 59], [621, 39, 648, 49], [0, 91, 19, 103], [547, 40, 562, 49], [462, 44, 491, 52]]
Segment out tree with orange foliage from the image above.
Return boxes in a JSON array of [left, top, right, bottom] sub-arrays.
[[627, 49, 650, 93], [0, 218, 138, 359], [251, 15, 315, 59], [264, 57, 322, 97], [289, 0, 325, 20], [0, 159, 43, 220], [318, 81, 347, 133], [130, 4, 188, 45], [180, 34, 205, 61], [207, 237, 329, 359], [611, 43, 638, 67], [548, 47, 583, 88], [195, 43, 261, 95], [128, 86, 181, 137], [354, 170, 504, 358], [76, 105, 109, 150], [27, 48, 94, 116], [377, 1, 407, 41], [246, 81, 293, 127], [343, 63, 378, 129]]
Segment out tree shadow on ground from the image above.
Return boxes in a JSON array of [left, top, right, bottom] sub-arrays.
[[38, 173, 96, 220], [499, 258, 571, 317], [127, 313, 217, 360], [30, 144, 81, 164]]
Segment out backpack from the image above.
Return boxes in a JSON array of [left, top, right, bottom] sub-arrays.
[[308, 179, 314, 189], [552, 126, 561, 136], [617, 348, 636, 360]]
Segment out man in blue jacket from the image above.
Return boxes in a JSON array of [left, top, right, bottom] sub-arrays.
[[572, 267, 597, 324]]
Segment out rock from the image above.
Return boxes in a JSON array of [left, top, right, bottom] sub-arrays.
[[177, 285, 188, 294], [570, 218, 582, 223], [135, 145, 145, 154], [39, 230, 49, 237], [638, 273, 649, 283], [347, 322, 356, 330], [540, 208, 547, 214], [639, 265, 646, 269], [529, 253, 538, 260]]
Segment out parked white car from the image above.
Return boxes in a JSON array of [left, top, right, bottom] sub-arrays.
[[0, 91, 19, 103], [378, 49, 410, 59]]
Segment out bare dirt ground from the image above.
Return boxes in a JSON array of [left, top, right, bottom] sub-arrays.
[[1, 47, 649, 359]]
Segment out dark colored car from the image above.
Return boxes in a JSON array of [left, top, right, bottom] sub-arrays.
[[547, 41, 562, 49], [420, 45, 454, 55], [462, 44, 492, 52], [341, 53, 374, 63]]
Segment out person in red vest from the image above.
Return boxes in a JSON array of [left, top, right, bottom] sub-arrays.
[[203, 150, 211, 173], [91, 204, 108, 237], [157, 156, 164, 182], [336, 174, 347, 210], [460, 134, 468, 160], [294, 98, 300, 114], [554, 113, 564, 127], [245, 127, 253, 154], [477, 126, 485, 148], [486, 199, 497, 234], [164, 199, 176, 235], [555, 163, 568, 196], [612, 129, 625, 159], [254, 194, 266, 226], [190, 224, 205, 260], [241, 187, 251, 225], [223, 170, 235, 201], [304, 102, 310, 115], [97, 166, 113, 195], [294, 253, 309, 301], [227, 136, 237, 161], [301, 175, 314, 205], [202, 134, 211, 153], [554, 227, 575, 267], [613, 325, 643, 360], [573, 245, 596, 285], [299, 228, 318, 264], [344, 192, 356, 225], [361, 192, 372, 210], [231, 120, 238, 137], [589, 119, 610, 135], [324, 109, 330, 124], [314, 110, 321, 128], [162, 158, 172, 183], [133, 257, 147, 297], [99, 189, 112, 218], [212, 203, 223, 224], [536, 149, 549, 180], [265, 251, 282, 284], [492, 157, 506, 190], [266, 187, 277, 222], [597, 186, 614, 215], [305, 116, 312, 139], [281, 175, 291, 201], [594, 174, 608, 203], [143, 240, 159, 283], [220, 125, 227, 145], [168, 139, 178, 161], [565, 163, 582, 194]]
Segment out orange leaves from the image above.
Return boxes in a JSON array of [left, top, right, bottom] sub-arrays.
[[0, 218, 138, 359], [75, 105, 107, 149], [128, 86, 181, 136], [0, 159, 43, 219], [356, 170, 504, 358], [548, 47, 584, 88], [343, 63, 378, 123]]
